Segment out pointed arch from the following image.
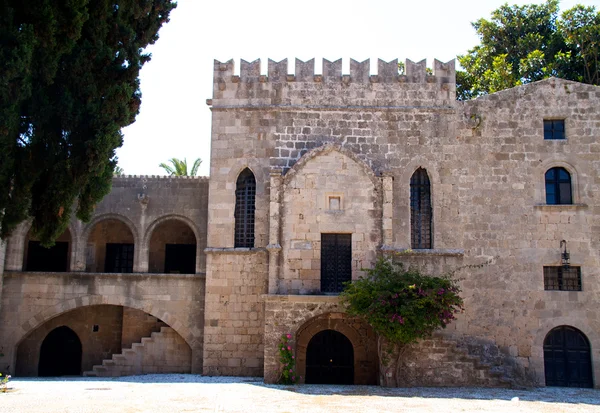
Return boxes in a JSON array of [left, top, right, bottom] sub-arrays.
[[410, 168, 432, 249], [235, 168, 256, 248]]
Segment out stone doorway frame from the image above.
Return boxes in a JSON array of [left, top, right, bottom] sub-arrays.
[[295, 312, 377, 385]]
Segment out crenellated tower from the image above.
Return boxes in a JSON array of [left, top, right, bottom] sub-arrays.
[[209, 57, 455, 108]]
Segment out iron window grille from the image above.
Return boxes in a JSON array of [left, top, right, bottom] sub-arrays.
[[104, 243, 134, 273], [410, 168, 432, 249], [321, 233, 352, 294], [545, 167, 572, 205], [234, 168, 256, 248], [544, 266, 581, 291], [544, 119, 565, 140]]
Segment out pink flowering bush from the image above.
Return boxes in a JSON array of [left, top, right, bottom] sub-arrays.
[[277, 333, 299, 384], [340, 258, 464, 386], [341, 258, 463, 345]]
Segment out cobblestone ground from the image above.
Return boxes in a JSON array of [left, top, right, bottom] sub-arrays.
[[0, 375, 599, 413]]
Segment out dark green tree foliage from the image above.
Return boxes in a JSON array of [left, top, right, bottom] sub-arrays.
[[0, 0, 176, 245], [457, 0, 600, 99], [341, 258, 463, 346]]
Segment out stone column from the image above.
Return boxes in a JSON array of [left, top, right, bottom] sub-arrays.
[[0, 239, 5, 312], [381, 172, 394, 247], [70, 220, 86, 271], [4, 226, 25, 271], [266, 169, 282, 294], [135, 190, 149, 273]]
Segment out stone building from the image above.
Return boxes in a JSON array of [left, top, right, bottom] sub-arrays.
[[0, 57, 598, 388]]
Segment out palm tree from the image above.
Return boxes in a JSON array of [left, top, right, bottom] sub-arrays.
[[159, 158, 202, 176]]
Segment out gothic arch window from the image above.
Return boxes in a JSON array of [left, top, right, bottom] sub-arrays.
[[234, 168, 256, 248], [545, 167, 572, 205], [410, 168, 432, 249]]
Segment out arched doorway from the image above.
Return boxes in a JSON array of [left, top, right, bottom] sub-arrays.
[[38, 326, 82, 376], [544, 326, 593, 388], [306, 329, 354, 384]]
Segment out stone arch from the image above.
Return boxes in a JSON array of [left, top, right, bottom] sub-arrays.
[[82, 213, 139, 272], [278, 143, 382, 293], [143, 214, 202, 273], [82, 213, 140, 247], [294, 312, 377, 385], [225, 161, 267, 198], [535, 158, 582, 204], [543, 325, 594, 388], [283, 143, 380, 190], [530, 319, 598, 386], [14, 295, 197, 353]]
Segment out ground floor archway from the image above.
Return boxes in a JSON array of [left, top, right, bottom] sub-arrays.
[[544, 325, 593, 388], [306, 329, 354, 384], [295, 312, 377, 385], [38, 326, 82, 376]]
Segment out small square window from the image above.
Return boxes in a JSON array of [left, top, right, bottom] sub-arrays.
[[544, 266, 581, 291], [328, 196, 341, 210], [544, 119, 565, 140]]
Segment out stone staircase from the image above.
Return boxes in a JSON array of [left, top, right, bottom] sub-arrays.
[[397, 336, 513, 388], [83, 327, 191, 377]]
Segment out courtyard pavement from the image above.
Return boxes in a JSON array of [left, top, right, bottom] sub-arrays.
[[0, 375, 599, 413]]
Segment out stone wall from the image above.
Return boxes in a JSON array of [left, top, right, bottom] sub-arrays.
[[202, 251, 267, 376], [4, 176, 209, 274], [263, 295, 377, 385], [121, 307, 166, 349], [211, 58, 600, 386], [279, 146, 381, 294], [16, 305, 124, 376], [0, 271, 205, 375]]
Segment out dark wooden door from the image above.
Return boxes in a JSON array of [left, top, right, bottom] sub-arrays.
[[321, 234, 351, 293], [306, 330, 354, 384], [38, 326, 82, 376], [544, 326, 593, 388]]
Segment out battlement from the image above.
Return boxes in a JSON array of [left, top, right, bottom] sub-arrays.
[[113, 175, 209, 181], [213, 58, 455, 85], [210, 58, 456, 108]]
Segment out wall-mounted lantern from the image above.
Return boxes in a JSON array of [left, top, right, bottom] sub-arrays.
[[560, 240, 570, 269]]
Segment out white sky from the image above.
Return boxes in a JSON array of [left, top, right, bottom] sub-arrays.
[[117, 0, 600, 177]]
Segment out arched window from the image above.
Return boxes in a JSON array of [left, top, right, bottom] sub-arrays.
[[545, 167, 572, 205], [234, 168, 256, 248], [410, 168, 432, 249]]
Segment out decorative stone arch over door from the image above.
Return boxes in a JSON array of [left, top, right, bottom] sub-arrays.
[[295, 312, 377, 385]]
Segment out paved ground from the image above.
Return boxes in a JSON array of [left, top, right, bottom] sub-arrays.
[[0, 375, 599, 413]]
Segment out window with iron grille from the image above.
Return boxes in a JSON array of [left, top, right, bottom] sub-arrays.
[[234, 168, 256, 248], [410, 168, 432, 249], [104, 243, 134, 273], [321, 233, 352, 294], [545, 167, 572, 205], [544, 119, 565, 140], [544, 266, 581, 291]]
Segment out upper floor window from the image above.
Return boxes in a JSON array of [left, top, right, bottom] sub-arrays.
[[545, 167, 572, 205], [544, 266, 581, 291], [544, 119, 565, 140], [234, 168, 256, 248], [410, 168, 432, 249]]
